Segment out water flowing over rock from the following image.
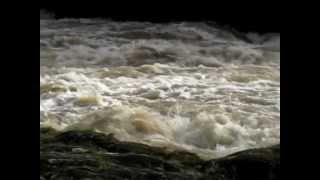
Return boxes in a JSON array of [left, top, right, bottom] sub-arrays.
[[40, 19, 280, 158], [40, 18, 280, 179]]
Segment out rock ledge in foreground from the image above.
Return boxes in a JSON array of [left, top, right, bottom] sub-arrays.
[[40, 128, 279, 180]]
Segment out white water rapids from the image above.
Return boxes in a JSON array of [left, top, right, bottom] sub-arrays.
[[40, 19, 280, 159]]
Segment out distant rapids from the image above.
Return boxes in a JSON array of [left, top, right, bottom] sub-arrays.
[[40, 18, 280, 159]]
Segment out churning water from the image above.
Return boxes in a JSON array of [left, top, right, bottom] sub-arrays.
[[40, 18, 280, 159]]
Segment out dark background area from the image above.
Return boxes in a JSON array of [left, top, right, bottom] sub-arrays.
[[40, 2, 280, 34]]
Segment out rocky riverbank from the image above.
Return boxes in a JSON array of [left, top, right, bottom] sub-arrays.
[[40, 128, 279, 180]]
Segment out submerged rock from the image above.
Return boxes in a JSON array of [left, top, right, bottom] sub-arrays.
[[40, 128, 280, 180]]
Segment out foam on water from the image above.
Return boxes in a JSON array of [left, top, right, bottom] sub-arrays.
[[40, 19, 280, 159]]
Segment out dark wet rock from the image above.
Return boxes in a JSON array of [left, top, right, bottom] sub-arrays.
[[200, 144, 280, 180], [40, 128, 280, 180]]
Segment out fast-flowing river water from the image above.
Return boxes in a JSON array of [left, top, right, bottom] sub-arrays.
[[40, 18, 280, 159]]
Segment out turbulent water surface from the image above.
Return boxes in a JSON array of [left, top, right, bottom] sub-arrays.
[[40, 19, 280, 159]]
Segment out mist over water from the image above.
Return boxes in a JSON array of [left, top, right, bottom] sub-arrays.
[[40, 18, 280, 159]]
